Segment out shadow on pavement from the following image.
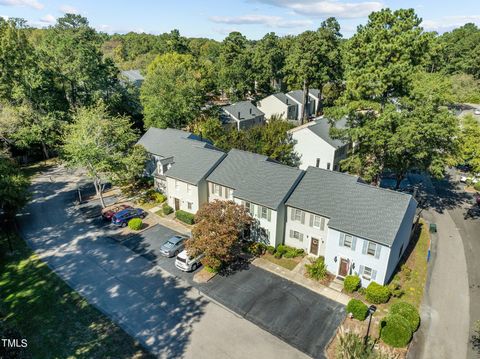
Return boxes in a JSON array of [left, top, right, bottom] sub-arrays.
[[18, 173, 209, 358]]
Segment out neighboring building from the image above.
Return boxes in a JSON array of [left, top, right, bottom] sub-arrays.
[[285, 167, 417, 287], [290, 117, 349, 171], [257, 93, 298, 121], [220, 101, 265, 130], [285, 89, 319, 123], [207, 149, 304, 247], [137, 128, 225, 214], [120, 69, 144, 87]]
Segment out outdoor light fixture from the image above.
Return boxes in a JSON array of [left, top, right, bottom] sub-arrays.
[[364, 305, 377, 346]]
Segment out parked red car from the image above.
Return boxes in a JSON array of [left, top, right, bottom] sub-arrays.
[[101, 204, 131, 221]]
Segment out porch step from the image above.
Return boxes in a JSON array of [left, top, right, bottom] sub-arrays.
[[329, 279, 344, 292]]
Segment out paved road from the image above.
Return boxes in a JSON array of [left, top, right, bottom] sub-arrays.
[[114, 222, 345, 358], [18, 167, 309, 359], [408, 173, 472, 359], [444, 187, 480, 358]]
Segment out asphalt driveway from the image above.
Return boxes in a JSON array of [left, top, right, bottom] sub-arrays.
[[120, 225, 345, 358]]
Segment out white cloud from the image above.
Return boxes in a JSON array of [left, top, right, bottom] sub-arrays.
[[422, 15, 480, 32], [209, 14, 312, 28], [251, 0, 383, 19], [0, 0, 44, 10], [59, 4, 79, 14], [39, 13, 55, 24]]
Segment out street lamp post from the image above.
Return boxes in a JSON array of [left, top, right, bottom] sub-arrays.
[[364, 305, 377, 346]]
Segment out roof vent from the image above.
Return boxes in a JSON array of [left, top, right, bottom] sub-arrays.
[[250, 108, 252, 114], [238, 111, 241, 119]]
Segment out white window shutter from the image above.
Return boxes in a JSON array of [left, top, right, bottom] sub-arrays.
[[290, 229, 294, 238], [362, 240, 368, 254], [300, 233, 304, 241], [339, 233, 345, 246], [257, 205, 261, 217], [219, 186, 223, 197], [359, 265, 365, 275], [290, 207, 294, 220], [267, 208, 271, 221], [375, 244, 381, 259], [320, 217, 325, 230], [371, 269, 377, 280], [351, 237, 357, 251], [301, 211, 305, 224], [309, 214, 313, 227]]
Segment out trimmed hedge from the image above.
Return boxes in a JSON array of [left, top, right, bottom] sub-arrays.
[[343, 275, 361, 293], [175, 210, 195, 225], [274, 245, 303, 258], [390, 302, 420, 332], [346, 299, 369, 321], [128, 218, 142, 230], [162, 203, 173, 215], [366, 282, 391, 304], [380, 314, 413, 348]]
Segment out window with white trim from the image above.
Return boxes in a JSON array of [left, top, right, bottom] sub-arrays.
[[290, 230, 303, 242], [294, 209, 302, 221], [362, 266, 373, 280], [175, 180, 180, 190], [367, 242, 377, 256], [187, 202, 193, 210], [312, 215, 325, 230], [212, 183, 220, 196], [344, 234, 353, 248], [187, 184, 192, 194], [261, 206, 268, 219], [245, 201, 251, 213]]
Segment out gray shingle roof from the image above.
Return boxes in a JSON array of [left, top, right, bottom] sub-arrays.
[[307, 117, 347, 148], [121, 69, 144, 82], [207, 149, 304, 209], [286, 167, 416, 246], [272, 93, 293, 106], [223, 101, 264, 121], [137, 128, 225, 185], [286, 89, 320, 104]]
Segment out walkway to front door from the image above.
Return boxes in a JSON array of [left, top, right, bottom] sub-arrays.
[[338, 258, 349, 277], [310, 238, 319, 255]]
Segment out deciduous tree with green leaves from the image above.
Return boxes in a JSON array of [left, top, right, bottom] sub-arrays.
[[62, 103, 139, 207], [0, 152, 30, 221], [141, 52, 203, 129], [252, 32, 285, 95], [459, 115, 480, 175]]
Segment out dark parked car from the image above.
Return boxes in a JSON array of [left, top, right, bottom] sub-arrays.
[[102, 204, 131, 221], [160, 235, 188, 257], [112, 208, 146, 227]]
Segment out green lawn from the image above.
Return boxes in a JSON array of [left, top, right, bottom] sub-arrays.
[[262, 253, 301, 270], [0, 232, 153, 359]]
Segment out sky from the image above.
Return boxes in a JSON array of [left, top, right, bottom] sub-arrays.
[[1, 0, 480, 40]]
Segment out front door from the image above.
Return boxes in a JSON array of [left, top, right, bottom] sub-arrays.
[[338, 258, 349, 277], [174, 198, 180, 211], [310, 237, 319, 255]]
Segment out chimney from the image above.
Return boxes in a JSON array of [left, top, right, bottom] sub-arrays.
[[238, 111, 241, 119]]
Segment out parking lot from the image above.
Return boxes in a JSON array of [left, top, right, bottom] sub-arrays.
[[105, 222, 345, 358]]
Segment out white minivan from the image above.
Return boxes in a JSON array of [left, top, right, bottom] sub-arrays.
[[175, 250, 204, 272]]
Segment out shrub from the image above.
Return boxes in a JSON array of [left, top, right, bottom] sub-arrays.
[[401, 264, 412, 280], [283, 246, 304, 258], [153, 192, 166, 203], [390, 302, 420, 332], [162, 203, 173, 215], [343, 275, 361, 293], [346, 299, 369, 321], [366, 282, 391, 304], [274, 244, 287, 258], [336, 328, 376, 359], [266, 245, 275, 255], [388, 280, 405, 298], [474, 181, 480, 191], [176, 210, 195, 225], [244, 242, 266, 256], [128, 218, 143, 230], [305, 257, 327, 280], [380, 314, 413, 348]]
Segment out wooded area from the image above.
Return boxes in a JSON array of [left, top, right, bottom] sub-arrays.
[[1, 9, 480, 219]]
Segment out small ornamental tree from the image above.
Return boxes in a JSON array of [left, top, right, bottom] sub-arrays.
[[186, 200, 252, 270]]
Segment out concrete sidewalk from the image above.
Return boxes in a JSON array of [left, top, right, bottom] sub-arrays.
[[252, 257, 350, 305]]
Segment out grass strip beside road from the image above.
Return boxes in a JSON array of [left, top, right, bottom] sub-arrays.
[[0, 232, 153, 359]]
